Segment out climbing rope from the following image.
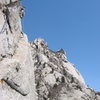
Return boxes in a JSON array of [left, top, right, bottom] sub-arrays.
[[0, 15, 7, 34]]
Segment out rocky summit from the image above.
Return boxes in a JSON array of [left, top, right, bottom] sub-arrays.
[[0, 0, 100, 100]]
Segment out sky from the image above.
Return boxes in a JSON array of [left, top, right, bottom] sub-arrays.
[[21, 0, 100, 91]]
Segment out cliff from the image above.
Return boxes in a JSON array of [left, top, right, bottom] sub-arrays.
[[0, 0, 100, 100]]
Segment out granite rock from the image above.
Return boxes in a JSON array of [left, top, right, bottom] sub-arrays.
[[0, 0, 99, 100], [31, 38, 100, 100], [0, 1, 36, 100]]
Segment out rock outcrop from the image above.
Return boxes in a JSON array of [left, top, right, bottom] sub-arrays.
[[0, 0, 100, 100], [31, 38, 100, 100], [0, 0, 36, 100]]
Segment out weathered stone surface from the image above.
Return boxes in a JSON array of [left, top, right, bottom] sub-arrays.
[[0, 0, 18, 5], [0, 0, 99, 100], [0, 0, 23, 60], [0, 1, 36, 100], [31, 38, 100, 100]]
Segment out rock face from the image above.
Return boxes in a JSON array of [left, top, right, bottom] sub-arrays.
[[31, 38, 100, 100], [0, 0, 100, 100], [0, 0, 36, 100]]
